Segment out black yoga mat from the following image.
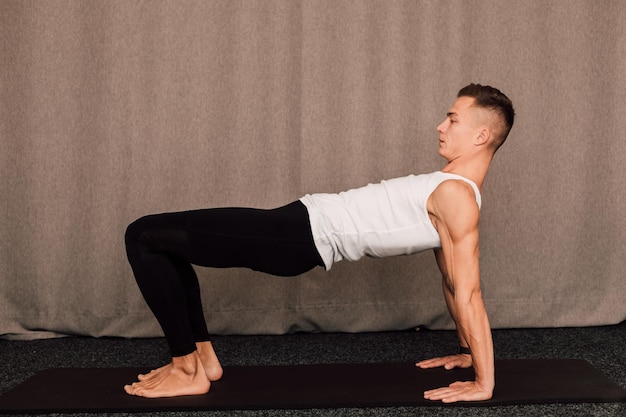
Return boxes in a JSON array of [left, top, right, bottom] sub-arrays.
[[0, 360, 624, 414]]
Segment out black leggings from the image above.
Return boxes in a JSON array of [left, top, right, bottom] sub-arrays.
[[124, 201, 324, 357]]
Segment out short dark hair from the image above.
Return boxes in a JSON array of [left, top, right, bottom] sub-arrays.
[[458, 83, 515, 150]]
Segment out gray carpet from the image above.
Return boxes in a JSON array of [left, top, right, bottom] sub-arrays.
[[1, 322, 624, 416]]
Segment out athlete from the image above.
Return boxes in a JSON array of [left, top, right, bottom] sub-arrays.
[[124, 83, 515, 402]]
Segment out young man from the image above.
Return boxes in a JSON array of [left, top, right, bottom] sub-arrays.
[[124, 84, 515, 402]]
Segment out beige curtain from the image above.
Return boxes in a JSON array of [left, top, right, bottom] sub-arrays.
[[1, 0, 625, 339]]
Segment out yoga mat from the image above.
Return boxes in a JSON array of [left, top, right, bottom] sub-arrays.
[[0, 360, 624, 414]]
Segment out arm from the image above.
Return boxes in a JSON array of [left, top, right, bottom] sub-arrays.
[[415, 180, 494, 402]]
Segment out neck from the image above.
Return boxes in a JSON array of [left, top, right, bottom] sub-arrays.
[[440, 153, 493, 191]]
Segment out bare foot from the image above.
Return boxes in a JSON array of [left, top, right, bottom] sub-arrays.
[[196, 341, 224, 381], [136, 364, 168, 382], [138, 342, 223, 383], [124, 352, 210, 398]]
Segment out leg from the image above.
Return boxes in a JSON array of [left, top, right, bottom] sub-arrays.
[[132, 258, 223, 389], [125, 201, 322, 355], [124, 201, 322, 397], [182, 201, 323, 277], [125, 213, 206, 357], [124, 213, 219, 397]]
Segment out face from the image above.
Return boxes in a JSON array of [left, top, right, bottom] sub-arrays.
[[436, 96, 485, 161]]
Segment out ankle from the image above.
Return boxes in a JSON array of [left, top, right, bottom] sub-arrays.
[[196, 341, 214, 353], [171, 352, 203, 375]]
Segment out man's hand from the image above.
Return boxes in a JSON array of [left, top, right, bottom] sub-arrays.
[[423, 380, 493, 403], [416, 354, 492, 402], [416, 353, 472, 371]]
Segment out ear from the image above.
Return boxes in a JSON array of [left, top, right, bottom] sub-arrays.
[[474, 127, 490, 146]]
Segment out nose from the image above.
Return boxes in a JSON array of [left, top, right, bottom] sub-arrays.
[[436, 120, 447, 133]]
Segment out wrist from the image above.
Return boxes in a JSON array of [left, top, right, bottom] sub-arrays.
[[476, 378, 495, 394], [458, 345, 471, 355]]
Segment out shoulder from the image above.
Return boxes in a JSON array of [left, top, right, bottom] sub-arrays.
[[431, 179, 479, 208], [428, 180, 480, 235]]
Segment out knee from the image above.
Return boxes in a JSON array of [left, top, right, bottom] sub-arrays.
[[125, 215, 153, 249]]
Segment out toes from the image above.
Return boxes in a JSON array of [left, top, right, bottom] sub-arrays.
[[138, 368, 159, 381]]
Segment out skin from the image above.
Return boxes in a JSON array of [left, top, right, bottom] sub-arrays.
[[125, 95, 500, 401], [415, 95, 498, 402], [124, 341, 222, 398]]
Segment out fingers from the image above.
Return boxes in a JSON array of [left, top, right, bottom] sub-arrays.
[[423, 381, 492, 403], [416, 355, 455, 368], [415, 357, 446, 368], [416, 354, 471, 370], [423, 382, 464, 402]]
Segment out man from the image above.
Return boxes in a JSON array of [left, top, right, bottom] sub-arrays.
[[124, 83, 515, 402], [415, 84, 514, 402]]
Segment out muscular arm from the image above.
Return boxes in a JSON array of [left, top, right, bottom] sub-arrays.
[[416, 180, 494, 402]]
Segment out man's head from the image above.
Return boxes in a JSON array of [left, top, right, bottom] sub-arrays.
[[456, 83, 515, 151]]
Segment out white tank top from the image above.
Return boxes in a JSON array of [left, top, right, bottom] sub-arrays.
[[300, 171, 481, 270]]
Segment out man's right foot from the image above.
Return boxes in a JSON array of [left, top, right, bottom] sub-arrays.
[[196, 341, 224, 381], [124, 352, 211, 398]]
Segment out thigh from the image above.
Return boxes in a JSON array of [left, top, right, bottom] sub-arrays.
[[184, 201, 323, 276]]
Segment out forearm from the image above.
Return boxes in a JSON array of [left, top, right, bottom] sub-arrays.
[[454, 295, 494, 391], [443, 287, 469, 348]]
